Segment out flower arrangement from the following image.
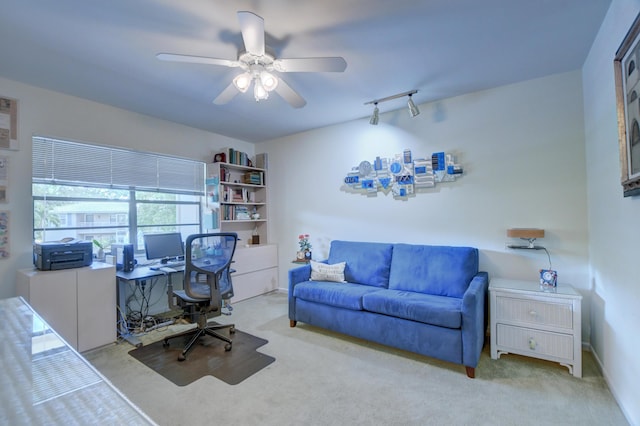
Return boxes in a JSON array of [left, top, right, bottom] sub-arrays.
[[298, 234, 312, 252]]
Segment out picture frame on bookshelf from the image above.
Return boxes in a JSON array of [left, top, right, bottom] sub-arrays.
[[614, 12, 640, 197]]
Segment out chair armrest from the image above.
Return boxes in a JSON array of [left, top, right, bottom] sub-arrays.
[[461, 272, 489, 368], [288, 264, 311, 320]]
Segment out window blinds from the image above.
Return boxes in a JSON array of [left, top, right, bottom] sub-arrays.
[[32, 137, 205, 195]]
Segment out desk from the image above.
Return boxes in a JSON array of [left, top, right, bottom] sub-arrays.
[[115, 265, 184, 347], [0, 297, 156, 425]]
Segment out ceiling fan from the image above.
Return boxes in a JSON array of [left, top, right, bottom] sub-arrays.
[[157, 11, 347, 108]]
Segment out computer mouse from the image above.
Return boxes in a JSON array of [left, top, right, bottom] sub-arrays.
[[203, 259, 211, 264]]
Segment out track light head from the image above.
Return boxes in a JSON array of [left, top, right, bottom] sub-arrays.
[[370, 103, 379, 125], [408, 94, 420, 118]]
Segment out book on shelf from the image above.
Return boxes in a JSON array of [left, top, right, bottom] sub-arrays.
[[255, 153, 268, 169], [215, 148, 251, 167], [225, 187, 249, 203], [242, 171, 263, 185]]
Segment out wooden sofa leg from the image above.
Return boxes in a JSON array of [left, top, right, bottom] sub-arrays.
[[290, 320, 297, 327], [465, 366, 475, 378]]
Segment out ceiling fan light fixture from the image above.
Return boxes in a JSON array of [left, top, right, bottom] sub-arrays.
[[408, 94, 420, 118], [233, 72, 252, 93], [254, 79, 269, 101], [370, 103, 379, 125], [260, 71, 278, 92]]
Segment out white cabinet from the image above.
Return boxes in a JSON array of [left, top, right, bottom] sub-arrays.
[[17, 262, 116, 352], [489, 278, 582, 377], [231, 244, 278, 302]]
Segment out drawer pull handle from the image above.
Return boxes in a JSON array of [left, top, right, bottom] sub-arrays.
[[529, 310, 537, 316], [528, 338, 536, 350]]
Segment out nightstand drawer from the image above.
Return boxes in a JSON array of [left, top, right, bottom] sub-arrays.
[[496, 324, 574, 360], [495, 295, 573, 329]]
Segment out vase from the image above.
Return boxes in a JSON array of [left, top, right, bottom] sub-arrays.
[[296, 251, 305, 260]]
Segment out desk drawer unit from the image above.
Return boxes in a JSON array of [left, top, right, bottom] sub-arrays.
[[490, 278, 582, 377]]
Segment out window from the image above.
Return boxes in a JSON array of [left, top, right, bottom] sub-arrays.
[[32, 137, 204, 253]]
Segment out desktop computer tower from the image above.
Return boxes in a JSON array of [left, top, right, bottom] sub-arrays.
[[113, 244, 135, 272]]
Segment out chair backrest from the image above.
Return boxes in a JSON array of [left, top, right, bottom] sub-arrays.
[[182, 233, 238, 307]]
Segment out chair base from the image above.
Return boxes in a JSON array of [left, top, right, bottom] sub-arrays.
[[163, 320, 235, 361]]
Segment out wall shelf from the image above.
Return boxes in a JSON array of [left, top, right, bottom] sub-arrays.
[[507, 245, 546, 250]]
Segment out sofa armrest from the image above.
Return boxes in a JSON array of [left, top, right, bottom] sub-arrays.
[[461, 272, 489, 368], [288, 264, 312, 320]]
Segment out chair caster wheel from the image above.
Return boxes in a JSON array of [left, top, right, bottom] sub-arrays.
[[229, 326, 235, 334], [178, 354, 186, 361], [224, 343, 232, 351]]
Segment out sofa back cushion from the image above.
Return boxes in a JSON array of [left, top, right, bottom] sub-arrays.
[[388, 244, 478, 298], [327, 240, 393, 288]]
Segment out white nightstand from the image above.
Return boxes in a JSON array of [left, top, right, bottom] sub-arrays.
[[489, 278, 582, 377]]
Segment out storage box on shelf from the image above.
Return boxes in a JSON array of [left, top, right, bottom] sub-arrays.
[[204, 160, 278, 301]]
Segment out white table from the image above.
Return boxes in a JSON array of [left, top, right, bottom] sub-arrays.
[[489, 278, 582, 377], [0, 297, 156, 425]]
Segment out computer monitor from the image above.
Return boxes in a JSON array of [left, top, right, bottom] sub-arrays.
[[143, 232, 184, 263]]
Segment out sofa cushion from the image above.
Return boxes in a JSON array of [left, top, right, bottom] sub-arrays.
[[310, 260, 346, 283], [388, 244, 478, 298], [362, 289, 462, 329], [327, 240, 393, 288], [293, 281, 380, 311]]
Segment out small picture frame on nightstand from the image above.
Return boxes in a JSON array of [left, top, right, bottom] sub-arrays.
[[539, 269, 557, 291]]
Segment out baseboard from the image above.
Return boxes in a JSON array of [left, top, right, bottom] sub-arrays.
[[588, 343, 633, 425]]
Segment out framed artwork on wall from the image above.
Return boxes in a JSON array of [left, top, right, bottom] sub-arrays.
[[614, 12, 640, 197], [0, 210, 8, 258], [0, 156, 7, 203], [0, 97, 18, 151]]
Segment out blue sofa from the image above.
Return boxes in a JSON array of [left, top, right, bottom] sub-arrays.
[[288, 240, 489, 378]]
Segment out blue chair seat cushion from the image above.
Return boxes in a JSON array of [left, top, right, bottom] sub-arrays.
[[293, 281, 381, 311], [362, 289, 462, 329]]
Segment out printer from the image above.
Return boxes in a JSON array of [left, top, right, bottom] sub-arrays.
[[34, 240, 93, 271]]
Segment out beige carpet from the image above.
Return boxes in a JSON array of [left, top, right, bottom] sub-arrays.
[[84, 291, 628, 426]]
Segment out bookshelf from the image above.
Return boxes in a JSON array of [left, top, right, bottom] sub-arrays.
[[204, 159, 278, 301], [205, 162, 267, 243]]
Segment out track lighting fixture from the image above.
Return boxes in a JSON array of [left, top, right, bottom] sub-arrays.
[[370, 103, 379, 125], [407, 94, 420, 117], [364, 90, 419, 125]]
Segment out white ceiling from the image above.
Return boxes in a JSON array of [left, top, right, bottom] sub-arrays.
[[0, 0, 611, 143]]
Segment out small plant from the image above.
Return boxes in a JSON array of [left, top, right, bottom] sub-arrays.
[[298, 234, 311, 251]]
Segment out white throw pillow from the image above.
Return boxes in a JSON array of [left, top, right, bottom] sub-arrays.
[[310, 260, 346, 283]]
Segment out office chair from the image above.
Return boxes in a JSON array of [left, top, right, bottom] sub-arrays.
[[163, 232, 237, 361]]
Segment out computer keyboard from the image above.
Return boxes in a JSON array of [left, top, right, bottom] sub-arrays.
[[164, 261, 185, 268]]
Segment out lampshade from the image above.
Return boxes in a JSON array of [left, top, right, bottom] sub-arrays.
[[233, 72, 252, 93], [253, 79, 269, 101], [260, 71, 278, 92], [507, 228, 544, 248]]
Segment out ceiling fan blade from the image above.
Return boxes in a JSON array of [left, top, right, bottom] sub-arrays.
[[213, 82, 240, 105], [274, 57, 347, 73], [274, 79, 306, 108], [156, 53, 239, 68], [237, 11, 265, 57]]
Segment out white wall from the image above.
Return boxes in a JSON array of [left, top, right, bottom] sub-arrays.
[[583, 0, 640, 424], [0, 76, 254, 299], [262, 70, 590, 335]]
